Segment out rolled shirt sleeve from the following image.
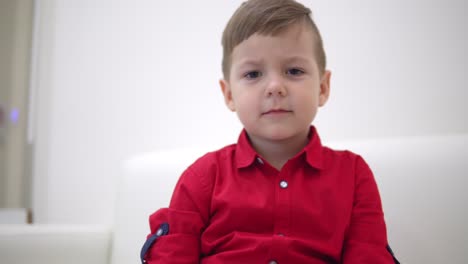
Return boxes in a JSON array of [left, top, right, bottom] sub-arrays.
[[144, 166, 213, 263]]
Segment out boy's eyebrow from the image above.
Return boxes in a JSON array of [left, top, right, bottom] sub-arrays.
[[284, 56, 312, 65], [235, 58, 264, 68], [235, 56, 312, 68]]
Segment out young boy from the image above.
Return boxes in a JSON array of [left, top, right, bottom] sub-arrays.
[[142, 0, 398, 263]]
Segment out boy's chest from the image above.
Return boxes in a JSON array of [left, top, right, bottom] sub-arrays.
[[209, 164, 355, 241]]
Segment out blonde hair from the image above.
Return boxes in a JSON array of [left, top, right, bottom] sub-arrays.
[[221, 0, 326, 80]]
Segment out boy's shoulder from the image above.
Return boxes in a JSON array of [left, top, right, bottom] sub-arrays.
[[320, 144, 371, 171], [322, 144, 361, 159], [185, 143, 238, 172]]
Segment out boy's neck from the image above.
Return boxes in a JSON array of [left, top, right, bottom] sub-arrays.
[[248, 131, 310, 171]]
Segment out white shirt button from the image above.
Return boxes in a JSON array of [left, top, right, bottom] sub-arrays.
[[269, 261, 278, 264], [156, 228, 163, 236], [279, 180, 288, 189]]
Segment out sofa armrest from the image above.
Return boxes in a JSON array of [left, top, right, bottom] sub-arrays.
[[0, 224, 111, 264]]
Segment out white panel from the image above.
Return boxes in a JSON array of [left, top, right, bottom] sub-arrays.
[[32, 0, 468, 225]]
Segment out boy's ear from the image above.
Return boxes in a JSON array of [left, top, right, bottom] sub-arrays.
[[219, 79, 236, 112], [319, 70, 331, 107]]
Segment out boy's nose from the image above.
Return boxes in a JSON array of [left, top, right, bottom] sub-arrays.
[[265, 76, 287, 97]]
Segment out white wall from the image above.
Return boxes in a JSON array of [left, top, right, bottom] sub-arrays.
[[31, 0, 468, 225]]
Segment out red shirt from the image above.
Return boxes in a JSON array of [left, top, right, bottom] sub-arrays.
[[145, 126, 394, 263]]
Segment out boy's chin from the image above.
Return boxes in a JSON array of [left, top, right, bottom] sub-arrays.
[[248, 127, 309, 142]]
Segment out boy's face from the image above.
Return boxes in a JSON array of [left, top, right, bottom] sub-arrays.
[[220, 22, 331, 144]]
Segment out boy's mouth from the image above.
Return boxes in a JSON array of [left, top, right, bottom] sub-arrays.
[[262, 109, 292, 115]]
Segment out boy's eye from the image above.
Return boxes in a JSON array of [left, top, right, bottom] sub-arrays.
[[244, 71, 262, 79], [286, 68, 304, 76]]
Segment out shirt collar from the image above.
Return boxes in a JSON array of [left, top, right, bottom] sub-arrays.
[[235, 129, 258, 168], [235, 126, 324, 170], [303, 126, 324, 170]]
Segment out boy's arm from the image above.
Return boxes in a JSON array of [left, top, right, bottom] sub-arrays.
[[342, 155, 395, 263], [143, 166, 212, 263]]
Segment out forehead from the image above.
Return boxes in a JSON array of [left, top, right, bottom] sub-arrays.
[[231, 22, 317, 66]]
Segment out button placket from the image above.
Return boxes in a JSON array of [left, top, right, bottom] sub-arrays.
[[272, 168, 291, 262]]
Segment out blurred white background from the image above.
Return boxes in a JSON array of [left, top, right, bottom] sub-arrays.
[[27, 0, 467, 225]]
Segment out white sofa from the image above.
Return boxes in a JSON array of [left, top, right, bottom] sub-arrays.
[[1, 134, 467, 264], [112, 134, 468, 264]]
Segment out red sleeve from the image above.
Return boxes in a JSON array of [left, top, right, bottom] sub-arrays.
[[342, 155, 394, 263], [144, 165, 213, 263]]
